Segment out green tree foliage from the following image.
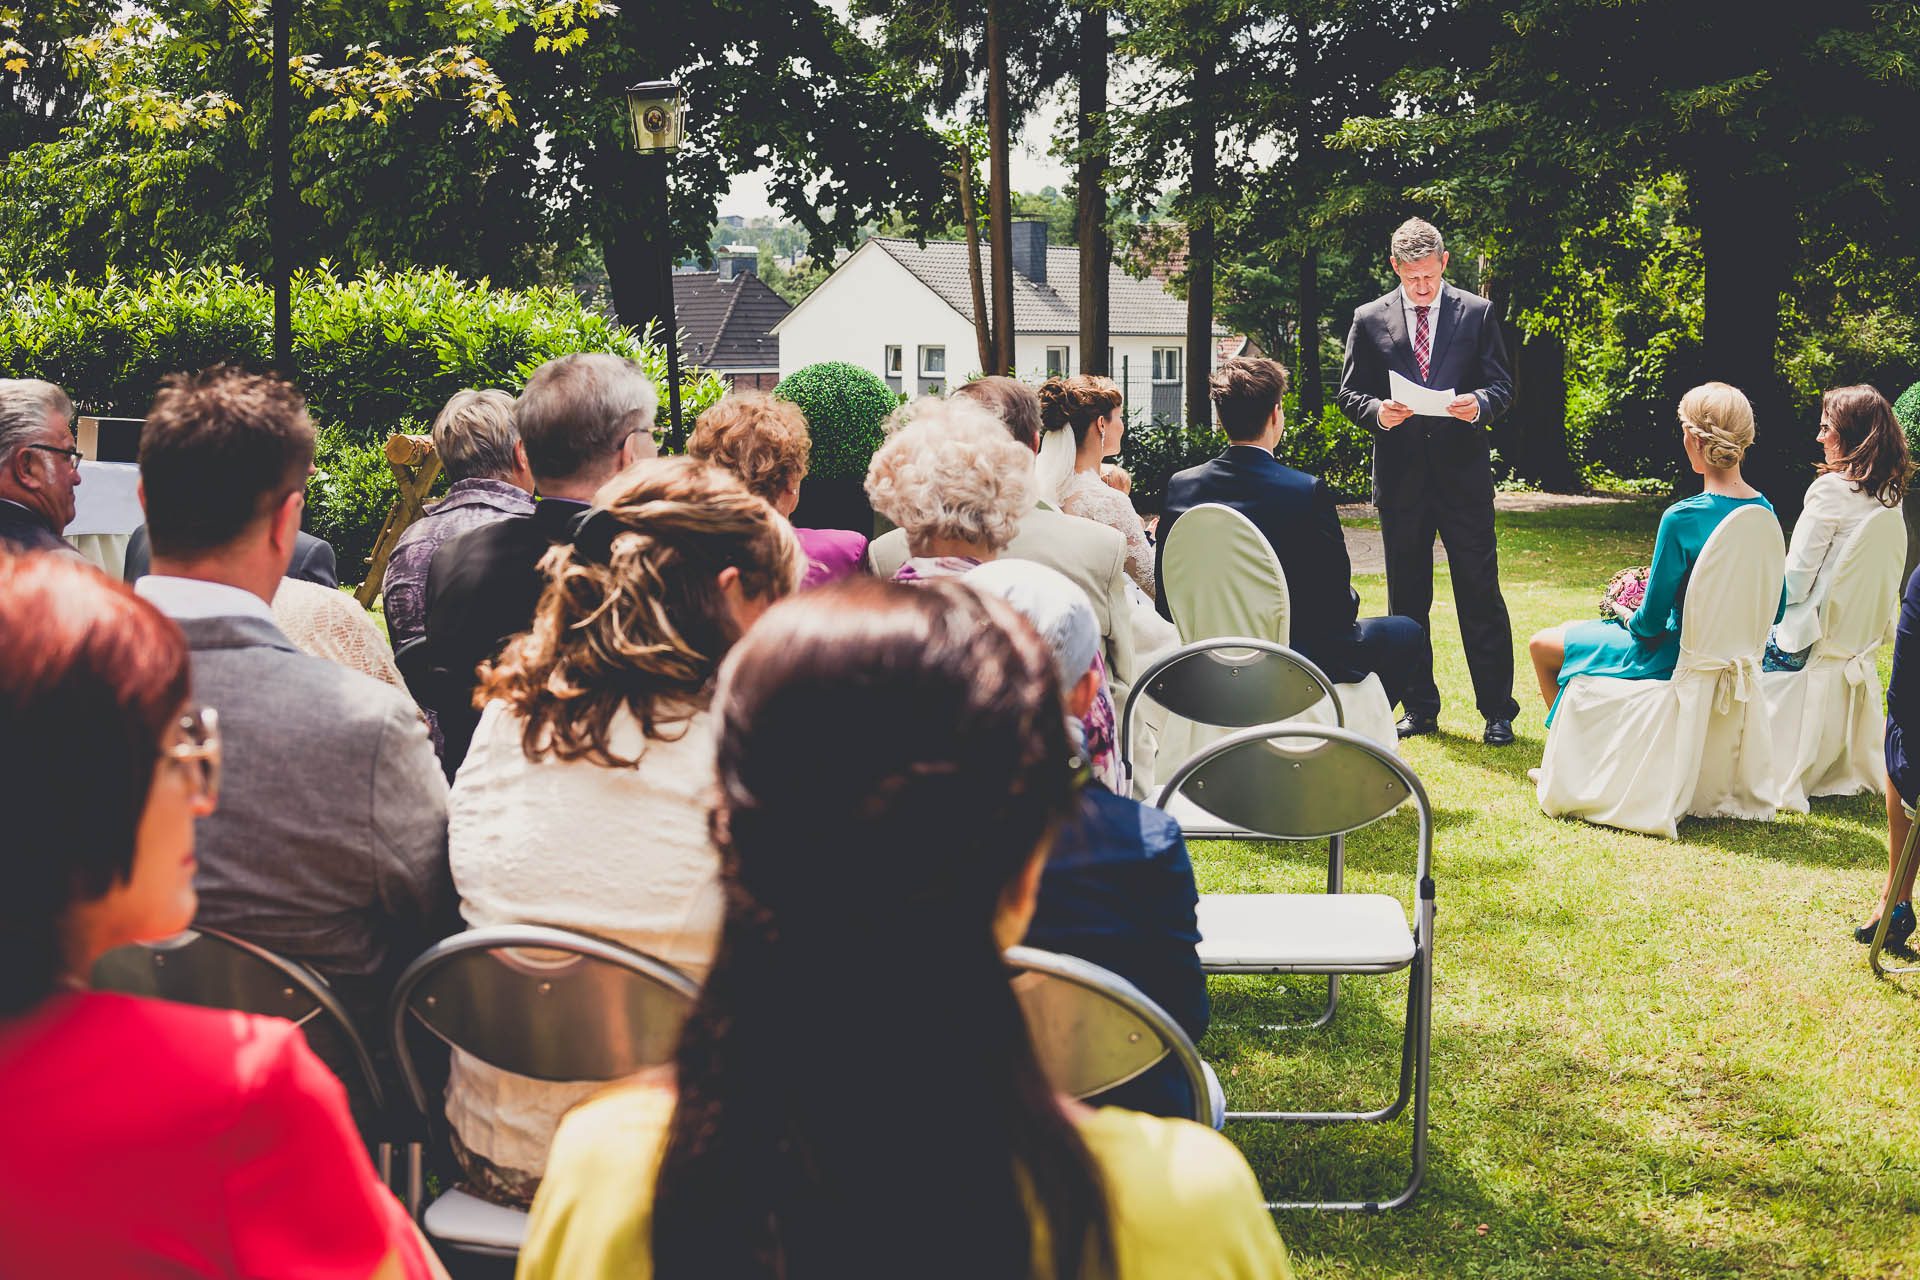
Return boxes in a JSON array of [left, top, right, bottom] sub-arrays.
[[773, 362, 899, 480]]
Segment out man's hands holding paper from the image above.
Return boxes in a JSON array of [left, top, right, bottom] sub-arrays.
[[1379, 370, 1481, 429]]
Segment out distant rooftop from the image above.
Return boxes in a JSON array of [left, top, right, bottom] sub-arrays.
[[673, 269, 791, 371]]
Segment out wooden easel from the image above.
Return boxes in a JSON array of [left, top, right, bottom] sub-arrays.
[[353, 433, 441, 607]]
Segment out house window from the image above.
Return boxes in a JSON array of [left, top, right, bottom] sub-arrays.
[[884, 346, 903, 377], [1046, 346, 1070, 378], [920, 345, 946, 377], [1152, 348, 1182, 384]]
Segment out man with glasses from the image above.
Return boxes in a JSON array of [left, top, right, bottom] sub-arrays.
[[0, 378, 82, 556]]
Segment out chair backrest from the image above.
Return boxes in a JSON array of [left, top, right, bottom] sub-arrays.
[[1162, 503, 1290, 645], [1004, 946, 1211, 1126], [92, 928, 385, 1115], [388, 925, 699, 1115], [1818, 504, 1906, 654], [1676, 503, 1787, 661], [1118, 638, 1341, 768], [1155, 721, 1430, 851]]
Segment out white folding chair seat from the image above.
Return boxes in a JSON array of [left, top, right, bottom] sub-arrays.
[[1762, 506, 1904, 811], [1196, 894, 1416, 972], [1537, 504, 1786, 839], [388, 926, 699, 1260], [1153, 723, 1435, 1211]]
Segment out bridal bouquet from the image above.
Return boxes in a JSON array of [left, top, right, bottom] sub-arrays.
[[1599, 566, 1649, 623]]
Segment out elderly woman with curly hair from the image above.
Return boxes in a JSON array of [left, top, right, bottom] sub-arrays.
[[864, 396, 1036, 583], [689, 390, 869, 588], [443, 455, 802, 1205]]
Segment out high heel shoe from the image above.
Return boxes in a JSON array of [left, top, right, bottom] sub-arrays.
[[1855, 900, 1916, 950]]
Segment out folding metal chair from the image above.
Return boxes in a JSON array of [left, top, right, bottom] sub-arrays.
[[1154, 723, 1435, 1211], [91, 928, 395, 1183], [1870, 818, 1920, 978], [1121, 637, 1352, 1029], [1006, 945, 1216, 1127], [387, 925, 699, 1259]]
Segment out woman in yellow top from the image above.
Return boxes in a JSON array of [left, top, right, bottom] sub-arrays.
[[519, 578, 1292, 1280]]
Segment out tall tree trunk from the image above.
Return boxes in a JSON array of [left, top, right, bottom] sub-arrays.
[[958, 139, 994, 372], [1076, 2, 1110, 377], [1296, 245, 1322, 418], [1184, 52, 1216, 430], [1692, 161, 1799, 521], [986, 0, 1016, 375], [1516, 326, 1575, 489]]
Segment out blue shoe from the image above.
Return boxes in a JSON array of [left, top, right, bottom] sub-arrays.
[[1856, 900, 1916, 950]]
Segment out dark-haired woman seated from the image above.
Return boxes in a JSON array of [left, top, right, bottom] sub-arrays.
[[0, 553, 441, 1280], [518, 578, 1291, 1279]]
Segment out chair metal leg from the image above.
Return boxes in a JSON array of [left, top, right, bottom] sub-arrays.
[[1227, 961, 1416, 1124], [377, 1141, 394, 1189], [1253, 835, 1348, 1032], [406, 1141, 425, 1219], [1871, 820, 1920, 977]]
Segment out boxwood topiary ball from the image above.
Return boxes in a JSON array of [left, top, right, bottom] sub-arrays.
[[1895, 381, 1920, 459], [774, 362, 900, 481]]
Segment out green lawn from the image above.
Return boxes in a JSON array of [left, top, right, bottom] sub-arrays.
[[1203, 499, 1920, 1277]]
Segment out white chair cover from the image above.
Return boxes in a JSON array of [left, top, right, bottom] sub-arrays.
[[1537, 503, 1786, 839], [1762, 505, 1905, 812], [1160, 503, 1398, 760]]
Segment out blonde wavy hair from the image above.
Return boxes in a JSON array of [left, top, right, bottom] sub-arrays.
[[477, 456, 803, 767], [687, 391, 811, 505], [865, 397, 1035, 556], [1678, 382, 1756, 470]]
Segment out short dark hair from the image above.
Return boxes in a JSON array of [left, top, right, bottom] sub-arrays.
[[1209, 357, 1290, 441], [139, 365, 316, 556], [952, 376, 1043, 451], [0, 554, 190, 1016]]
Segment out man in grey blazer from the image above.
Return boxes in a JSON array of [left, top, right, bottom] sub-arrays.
[[132, 366, 450, 1034], [867, 376, 1137, 695]]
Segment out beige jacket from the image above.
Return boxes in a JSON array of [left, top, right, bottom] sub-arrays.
[[870, 502, 1137, 692]]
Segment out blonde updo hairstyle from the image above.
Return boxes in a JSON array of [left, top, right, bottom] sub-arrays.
[[1677, 382, 1755, 470], [478, 455, 803, 767], [865, 396, 1035, 557]]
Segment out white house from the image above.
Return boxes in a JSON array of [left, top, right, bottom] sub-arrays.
[[771, 220, 1229, 424]]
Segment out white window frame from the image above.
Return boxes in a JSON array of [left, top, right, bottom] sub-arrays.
[[1045, 345, 1071, 378], [1152, 347, 1182, 384], [884, 345, 903, 377], [919, 344, 946, 377]]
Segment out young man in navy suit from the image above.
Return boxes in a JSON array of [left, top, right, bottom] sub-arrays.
[[1337, 217, 1519, 745], [1154, 356, 1431, 717]]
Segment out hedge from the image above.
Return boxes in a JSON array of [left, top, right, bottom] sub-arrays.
[[0, 266, 725, 579], [1120, 400, 1372, 513]]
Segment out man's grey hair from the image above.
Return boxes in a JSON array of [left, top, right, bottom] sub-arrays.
[[0, 378, 73, 468], [430, 388, 521, 483], [513, 353, 658, 483], [1390, 218, 1445, 263]]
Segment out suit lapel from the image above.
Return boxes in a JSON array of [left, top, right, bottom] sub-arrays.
[[1426, 288, 1466, 385], [1382, 293, 1409, 374]]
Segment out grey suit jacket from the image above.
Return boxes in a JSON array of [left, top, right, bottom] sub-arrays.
[[176, 614, 451, 1026], [870, 503, 1137, 690]]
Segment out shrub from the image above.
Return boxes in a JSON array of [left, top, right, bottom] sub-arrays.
[[1120, 400, 1371, 513], [1119, 416, 1226, 514], [774, 362, 900, 480], [0, 265, 723, 581], [1895, 381, 1920, 459]]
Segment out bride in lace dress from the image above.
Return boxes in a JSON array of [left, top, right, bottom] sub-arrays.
[[1038, 376, 1157, 600]]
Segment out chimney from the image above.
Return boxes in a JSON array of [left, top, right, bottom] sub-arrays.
[[719, 246, 759, 281], [1010, 218, 1047, 285]]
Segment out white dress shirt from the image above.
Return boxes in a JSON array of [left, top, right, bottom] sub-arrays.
[[1774, 470, 1890, 654], [135, 574, 278, 625]]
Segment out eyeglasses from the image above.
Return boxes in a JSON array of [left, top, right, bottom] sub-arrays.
[[23, 443, 83, 469], [166, 707, 222, 806]]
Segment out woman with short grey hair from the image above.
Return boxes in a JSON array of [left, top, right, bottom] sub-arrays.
[[864, 397, 1035, 582], [382, 387, 536, 654]]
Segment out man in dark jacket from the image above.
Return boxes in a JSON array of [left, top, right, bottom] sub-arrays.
[[1156, 355, 1431, 719], [0, 378, 82, 557]]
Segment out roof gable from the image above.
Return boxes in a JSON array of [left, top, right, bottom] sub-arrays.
[[673, 270, 793, 370]]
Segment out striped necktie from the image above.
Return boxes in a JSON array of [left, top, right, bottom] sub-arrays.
[[1413, 305, 1431, 381]]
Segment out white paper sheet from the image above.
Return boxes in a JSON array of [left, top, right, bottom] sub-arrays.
[[1388, 369, 1458, 418]]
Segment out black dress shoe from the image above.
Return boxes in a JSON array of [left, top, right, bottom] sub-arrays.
[[1483, 718, 1515, 746], [1396, 713, 1440, 739]]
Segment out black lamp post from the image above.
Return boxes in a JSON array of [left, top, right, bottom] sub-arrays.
[[625, 80, 687, 450]]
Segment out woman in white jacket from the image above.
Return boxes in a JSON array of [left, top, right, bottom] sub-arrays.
[[1764, 385, 1913, 671]]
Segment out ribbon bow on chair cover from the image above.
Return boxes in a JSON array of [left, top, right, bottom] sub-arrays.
[[1811, 640, 1876, 692], [1678, 652, 1762, 714]]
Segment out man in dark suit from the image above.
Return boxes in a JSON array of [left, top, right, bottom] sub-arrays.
[[417, 353, 659, 776], [1156, 356, 1431, 716], [124, 523, 336, 587], [0, 378, 83, 557], [1337, 217, 1519, 745]]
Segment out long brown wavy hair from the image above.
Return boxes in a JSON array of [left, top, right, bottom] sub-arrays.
[[1819, 384, 1912, 507], [476, 456, 802, 767]]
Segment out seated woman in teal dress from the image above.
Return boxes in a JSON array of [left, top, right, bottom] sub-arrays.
[[1528, 382, 1785, 725]]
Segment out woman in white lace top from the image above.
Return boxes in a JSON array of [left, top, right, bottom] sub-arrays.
[[1039, 376, 1156, 599]]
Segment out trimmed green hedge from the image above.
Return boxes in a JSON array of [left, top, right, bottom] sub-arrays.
[[0, 266, 725, 580], [1896, 381, 1920, 457], [774, 362, 901, 480], [1120, 400, 1371, 512]]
